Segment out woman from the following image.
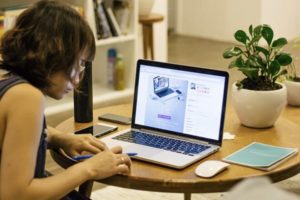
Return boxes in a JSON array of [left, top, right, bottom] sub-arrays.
[[0, 1, 131, 199]]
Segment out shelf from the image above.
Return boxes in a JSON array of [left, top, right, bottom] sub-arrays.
[[95, 34, 136, 46], [45, 85, 134, 116]]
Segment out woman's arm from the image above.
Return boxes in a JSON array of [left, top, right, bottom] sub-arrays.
[[21, 146, 130, 200], [1, 84, 45, 199], [0, 84, 131, 200]]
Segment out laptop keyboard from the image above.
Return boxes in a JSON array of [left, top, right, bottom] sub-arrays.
[[113, 131, 211, 156], [156, 88, 174, 97]]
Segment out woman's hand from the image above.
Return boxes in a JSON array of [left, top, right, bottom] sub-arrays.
[[81, 146, 132, 180], [57, 134, 108, 157], [47, 126, 108, 156], [47, 126, 132, 179]]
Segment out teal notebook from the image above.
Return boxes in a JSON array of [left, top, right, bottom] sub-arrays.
[[223, 142, 298, 171]]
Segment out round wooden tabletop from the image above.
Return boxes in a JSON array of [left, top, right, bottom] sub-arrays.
[[53, 103, 300, 193]]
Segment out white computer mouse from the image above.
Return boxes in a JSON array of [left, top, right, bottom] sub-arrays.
[[195, 160, 230, 178]]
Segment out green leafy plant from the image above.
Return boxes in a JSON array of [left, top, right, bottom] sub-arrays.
[[223, 24, 293, 90]]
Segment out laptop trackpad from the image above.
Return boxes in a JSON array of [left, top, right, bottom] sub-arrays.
[[123, 144, 164, 158], [123, 144, 197, 167]]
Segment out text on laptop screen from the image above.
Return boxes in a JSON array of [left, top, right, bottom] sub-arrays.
[[135, 64, 226, 141]]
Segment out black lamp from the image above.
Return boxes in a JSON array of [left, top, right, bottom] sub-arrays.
[[73, 61, 93, 123]]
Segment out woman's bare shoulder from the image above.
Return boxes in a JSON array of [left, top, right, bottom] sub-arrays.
[[6, 83, 43, 98], [1, 83, 45, 110]]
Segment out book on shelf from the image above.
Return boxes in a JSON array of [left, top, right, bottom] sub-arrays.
[[93, 0, 103, 40], [223, 142, 298, 171], [93, 0, 112, 39], [102, 3, 121, 37]]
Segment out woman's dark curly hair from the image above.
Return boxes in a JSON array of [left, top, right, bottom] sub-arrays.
[[0, 0, 95, 89]]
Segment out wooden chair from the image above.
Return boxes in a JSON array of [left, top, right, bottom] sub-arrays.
[[139, 13, 164, 60]]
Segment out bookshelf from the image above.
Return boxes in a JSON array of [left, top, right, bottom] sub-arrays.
[[0, 0, 138, 116], [46, 0, 138, 115]]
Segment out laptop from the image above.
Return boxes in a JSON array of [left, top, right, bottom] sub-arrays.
[[152, 76, 179, 101], [101, 59, 229, 169]]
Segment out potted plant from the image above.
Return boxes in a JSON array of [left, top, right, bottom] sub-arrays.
[[284, 38, 300, 106], [223, 24, 292, 128]]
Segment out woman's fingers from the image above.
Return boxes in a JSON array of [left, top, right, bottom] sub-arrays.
[[82, 148, 132, 180], [89, 139, 108, 151], [115, 154, 131, 166], [110, 145, 123, 154], [117, 164, 130, 175], [76, 135, 109, 154]]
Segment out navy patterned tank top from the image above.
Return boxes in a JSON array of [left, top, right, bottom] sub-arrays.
[[0, 75, 47, 178]]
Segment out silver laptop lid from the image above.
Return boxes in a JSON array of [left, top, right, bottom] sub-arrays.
[[132, 60, 229, 146]]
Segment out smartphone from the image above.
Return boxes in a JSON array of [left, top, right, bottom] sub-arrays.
[[98, 113, 132, 125], [75, 124, 118, 137]]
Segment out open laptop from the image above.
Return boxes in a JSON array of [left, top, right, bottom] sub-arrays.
[[153, 76, 179, 101], [101, 59, 229, 169]]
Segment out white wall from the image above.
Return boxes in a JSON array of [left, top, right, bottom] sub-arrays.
[[176, 0, 300, 42], [138, 0, 168, 61], [152, 0, 168, 61], [261, 0, 300, 40], [168, 0, 177, 31]]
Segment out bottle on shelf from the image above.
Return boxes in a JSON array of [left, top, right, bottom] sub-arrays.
[[114, 54, 125, 90], [107, 48, 117, 86], [0, 12, 4, 38]]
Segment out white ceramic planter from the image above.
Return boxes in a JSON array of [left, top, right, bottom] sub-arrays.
[[139, 0, 155, 16], [231, 82, 287, 128], [284, 80, 300, 106]]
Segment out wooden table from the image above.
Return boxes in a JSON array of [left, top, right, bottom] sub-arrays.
[[51, 103, 300, 200]]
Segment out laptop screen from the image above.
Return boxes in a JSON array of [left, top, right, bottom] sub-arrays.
[[132, 60, 228, 144]]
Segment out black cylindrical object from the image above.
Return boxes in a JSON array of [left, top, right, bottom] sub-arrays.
[[74, 61, 93, 123]]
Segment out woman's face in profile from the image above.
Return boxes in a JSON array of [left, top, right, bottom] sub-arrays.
[[44, 53, 88, 99], [45, 70, 75, 100]]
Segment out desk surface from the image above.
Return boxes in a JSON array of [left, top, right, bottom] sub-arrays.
[[53, 103, 300, 193]]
